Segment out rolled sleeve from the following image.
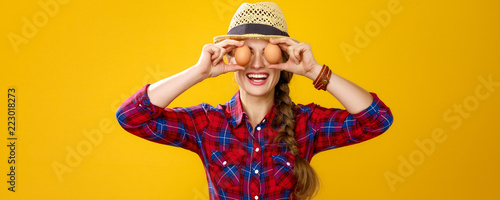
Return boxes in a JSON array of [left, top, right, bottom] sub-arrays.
[[311, 93, 393, 154], [116, 84, 206, 154], [116, 85, 163, 128], [352, 93, 394, 134]]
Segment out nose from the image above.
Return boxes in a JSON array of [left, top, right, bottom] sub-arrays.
[[250, 54, 266, 69]]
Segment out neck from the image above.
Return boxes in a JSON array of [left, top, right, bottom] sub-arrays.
[[239, 90, 274, 129]]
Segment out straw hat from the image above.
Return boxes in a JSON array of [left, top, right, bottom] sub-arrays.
[[213, 2, 299, 44]]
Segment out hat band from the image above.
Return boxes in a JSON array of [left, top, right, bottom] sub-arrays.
[[228, 24, 290, 37]]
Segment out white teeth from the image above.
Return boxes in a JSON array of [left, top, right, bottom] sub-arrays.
[[247, 74, 268, 79]]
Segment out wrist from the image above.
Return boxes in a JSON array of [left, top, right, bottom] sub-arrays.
[[189, 65, 209, 83], [312, 64, 332, 91], [305, 63, 323, 80]]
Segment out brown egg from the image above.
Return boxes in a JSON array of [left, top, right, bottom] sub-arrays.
[[234, 45, 251, 66], [264, 43, 282, 64]]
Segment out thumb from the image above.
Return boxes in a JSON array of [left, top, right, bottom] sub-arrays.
[[268, 62, 291, 72], [223, 64, 245, 73]]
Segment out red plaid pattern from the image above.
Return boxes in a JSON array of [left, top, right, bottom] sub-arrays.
[[116, 84, 393, 200]]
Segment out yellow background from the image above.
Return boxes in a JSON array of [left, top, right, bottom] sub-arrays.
[[1, 0, 499, 199]]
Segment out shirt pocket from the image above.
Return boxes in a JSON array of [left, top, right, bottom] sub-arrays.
[[209, 150, 244, 189], [272, 152, 297, 189]]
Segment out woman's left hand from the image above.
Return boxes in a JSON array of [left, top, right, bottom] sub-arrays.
[[268, 38, 322, 80]]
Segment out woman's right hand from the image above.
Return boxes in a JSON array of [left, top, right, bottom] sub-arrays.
[[195, 39, 246, 79]]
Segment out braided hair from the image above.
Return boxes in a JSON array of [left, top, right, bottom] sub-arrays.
[[273, 52, 319, 199]]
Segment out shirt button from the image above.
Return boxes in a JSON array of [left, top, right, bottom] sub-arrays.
[[254, 169, 259, 174], [222, 161, 227, 166], [138, 104, 142, 107], [262, 119, 266, 123], [254, 196, 259, 200], [256, 126, 261, 131], [286, 162, 291, 166], [255, 148, 260, 152]]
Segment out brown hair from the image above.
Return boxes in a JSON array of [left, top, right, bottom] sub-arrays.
[[273, 52, 319, 199]]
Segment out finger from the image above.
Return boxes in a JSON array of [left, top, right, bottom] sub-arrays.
[[269, 37, 297, 46], [295, 43, 313, 63], [224, 43, 243, 54], [211, 46, 220, 60], [286, 46, 300, 64], [217, 39, 244, 49], [213, 47, 227, 65], [293, 47, 302, 63], [217, 40, 244, 58], [288, 55, 300, 65], [275, 43, 290, 52], [268, 63, 292, 73], [271, 39, 293, 52], [224, 64, 246, 73], [267, 63, 284, 70]]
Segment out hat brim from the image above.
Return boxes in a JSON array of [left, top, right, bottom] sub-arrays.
[[213, 34, 299, 44]]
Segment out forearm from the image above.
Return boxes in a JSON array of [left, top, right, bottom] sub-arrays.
[[148, 66, 206, 108], [306, 64, 373, 114]]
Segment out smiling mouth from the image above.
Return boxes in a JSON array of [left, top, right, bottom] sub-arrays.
[[247, 73, 269, 83]]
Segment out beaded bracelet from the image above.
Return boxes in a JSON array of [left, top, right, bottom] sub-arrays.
[[313, 65, 332, 90]]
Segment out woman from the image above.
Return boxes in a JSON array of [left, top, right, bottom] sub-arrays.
[[117, 2, 393, 200]]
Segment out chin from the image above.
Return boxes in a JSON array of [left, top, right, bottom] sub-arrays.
[[240, 84, 275, 98]]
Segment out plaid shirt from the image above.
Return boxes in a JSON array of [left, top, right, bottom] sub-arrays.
[[116, 85, 393, 200]]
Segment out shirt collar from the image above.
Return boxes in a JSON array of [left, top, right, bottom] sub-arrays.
[[227, 91, 278, 129], [228, 91, 244, 128]]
